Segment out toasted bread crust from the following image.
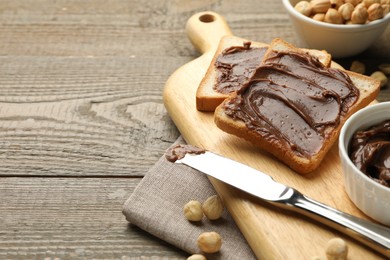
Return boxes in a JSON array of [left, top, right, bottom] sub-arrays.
[[196, 36, 268, 111], [196, 36, 332, 112], [214, 38, 380, 174]]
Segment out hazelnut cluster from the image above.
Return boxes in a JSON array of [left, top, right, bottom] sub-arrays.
[[183, 195, 224, 222], [184, 195, 225, 259], [294, 0, 390, 24]]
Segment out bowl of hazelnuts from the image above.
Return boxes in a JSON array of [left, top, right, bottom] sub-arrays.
[[282, 0, 390, 58]]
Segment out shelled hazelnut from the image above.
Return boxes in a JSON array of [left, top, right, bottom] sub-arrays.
[[295, 1, 314, 16], [202, 195, 224, 220], [312, 0, 332, 13], [312, 12, 326, 20], [363, 0, 380, 7], [187, 254, 207, 260], [311, 256, 326, 260], [338, 3, 355, 19], [351, 3, 369, 23], [197, 232, 222, 253], [345, 0, 361, 6], [350, 60, 366, 74], [325, 8, 344, 23], [184, 200, 204, 221], [325, 237, 348, 260], [371, 70, 388, 87], [331, 0, 344, 8], [368, 3, 384, 20], [294, 0, 389, 24]]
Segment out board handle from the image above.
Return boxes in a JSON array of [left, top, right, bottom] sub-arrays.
[[185, 11, 233, 55]]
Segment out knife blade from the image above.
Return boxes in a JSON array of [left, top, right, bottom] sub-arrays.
[[175, 151, 390, 257]]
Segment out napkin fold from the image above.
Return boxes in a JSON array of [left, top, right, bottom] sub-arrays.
[[122, 136, 256, 259]]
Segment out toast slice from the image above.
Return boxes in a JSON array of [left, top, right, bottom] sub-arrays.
[[196, 36, 332, 112], [214, 38, 380, 174]]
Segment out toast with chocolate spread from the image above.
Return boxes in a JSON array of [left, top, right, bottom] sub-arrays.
[[196, 36, 332, 112], [214, 38, 380, 174]]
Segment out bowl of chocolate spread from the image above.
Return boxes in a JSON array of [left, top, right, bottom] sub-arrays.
[[339, 102, 390, 226]]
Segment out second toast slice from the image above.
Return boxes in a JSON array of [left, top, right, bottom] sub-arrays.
[[196, 36, 332, 112]]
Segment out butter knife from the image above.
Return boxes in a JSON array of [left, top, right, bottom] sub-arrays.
[[175, 151, 390, 257]]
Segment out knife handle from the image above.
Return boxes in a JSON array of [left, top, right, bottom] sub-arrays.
[[279, 189, 390, 257]]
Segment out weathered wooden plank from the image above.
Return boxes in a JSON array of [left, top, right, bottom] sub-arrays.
[[0, 177, 187, 259], [0, 0, 388, 59], [0, 0, 288, 57], [0, 56, 181, 177]]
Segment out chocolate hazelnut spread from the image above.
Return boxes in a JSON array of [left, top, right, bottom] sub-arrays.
[[349, 120, 390, 188], [223, 50, 359, 158], [165, 144, 205, 162], [214, 42, 267, 94]]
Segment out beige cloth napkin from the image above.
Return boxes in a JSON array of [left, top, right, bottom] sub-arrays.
[[122, 136, 256, 259]]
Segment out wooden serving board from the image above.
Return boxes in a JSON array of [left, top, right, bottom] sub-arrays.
[[163, 11, 383, 259]]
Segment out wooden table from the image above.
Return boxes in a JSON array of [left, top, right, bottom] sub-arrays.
[[0, 1, 389, 258]]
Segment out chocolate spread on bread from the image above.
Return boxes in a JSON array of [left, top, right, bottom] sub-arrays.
[[165, 144, 205, 162], [349, 120, 390, 188], [214, 42, 268, 94], [223, 50, 359, 158]]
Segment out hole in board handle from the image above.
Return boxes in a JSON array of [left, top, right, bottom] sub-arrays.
[[199, 14, 215, 23]]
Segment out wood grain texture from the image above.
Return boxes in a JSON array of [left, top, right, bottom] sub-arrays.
[[0, 56, 181, 177], [0, 0, 389, 258], [0, 177, 186, 259]]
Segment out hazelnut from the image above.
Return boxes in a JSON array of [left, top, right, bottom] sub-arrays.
[[338, 3, 355, 20], [325, 8, 344, 23], [311, 0, 332, 13], [371, 71, 388, 87], [325, 238, 348, 260], [378, 63, 390, 74], [351, 4, 369, 23], [363, 0, 380, 7], [197, 232, 222, 253], [295, 1, 313, 16], [187, 254, 207, 260], [381, 0, 390, 4], [345, 0, 362, 6], [330, 0, 344, 8], [367, 3, 384, 20], [202, 195, 224, 220], [383, 4, 390, 15], [312, 12, 326, 21], [184, 200, 203, 221], [350, 60, 366, 74]]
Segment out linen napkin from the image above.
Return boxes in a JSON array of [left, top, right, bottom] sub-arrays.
[[122, 136, 256, 259]]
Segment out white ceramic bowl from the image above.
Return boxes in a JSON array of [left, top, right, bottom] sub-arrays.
[[339, 102, 390, 226], [282, 0, 390, 58]]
